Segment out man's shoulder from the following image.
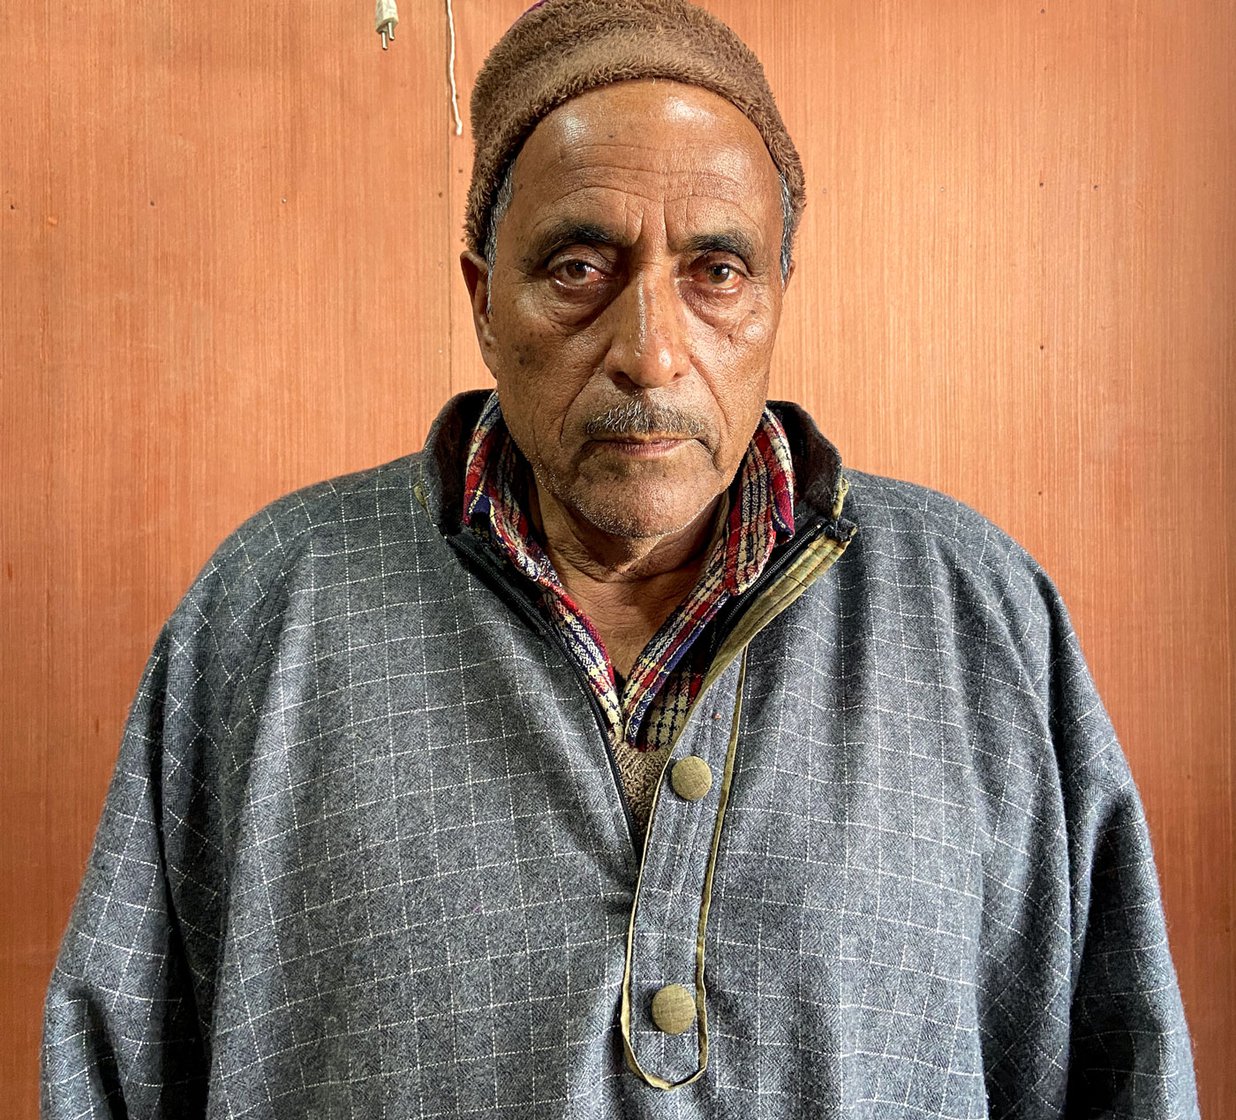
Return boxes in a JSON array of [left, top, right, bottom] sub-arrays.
[[772, 403, 1040, 585], [844, 468, 1032, 558], [166, 393, 487, 641], [217, 390, 487, 569], [170, 452, 439, 629], [839, 467, 1064, 628], [219, 453, 427, 568]]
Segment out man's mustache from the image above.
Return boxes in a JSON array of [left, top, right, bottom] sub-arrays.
[[582, 398, 709, 439]]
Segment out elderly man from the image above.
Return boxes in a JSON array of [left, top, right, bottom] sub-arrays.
[[43, 1, 1197, 1117]]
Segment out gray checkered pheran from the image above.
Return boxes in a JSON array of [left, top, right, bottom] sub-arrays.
[[43, 393, 1199, 1118]]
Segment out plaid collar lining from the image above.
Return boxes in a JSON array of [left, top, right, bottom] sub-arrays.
[[461, 391, 795, 747]]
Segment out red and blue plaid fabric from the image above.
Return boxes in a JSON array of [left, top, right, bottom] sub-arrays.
[[462, 392, 795, 824]]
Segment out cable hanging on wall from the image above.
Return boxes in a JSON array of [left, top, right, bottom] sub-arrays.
[[445, 0, 462, 134], [373, 0, 463, 138]]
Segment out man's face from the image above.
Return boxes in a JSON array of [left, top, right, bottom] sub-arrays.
[[464, 80, 789, 543]]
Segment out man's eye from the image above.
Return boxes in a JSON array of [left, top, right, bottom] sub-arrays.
[[551, 259, 603, 285], [696, 260, 744, 290]]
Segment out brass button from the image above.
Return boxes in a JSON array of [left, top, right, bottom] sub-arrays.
[[650, 983, 696, 1035], [670, 756, 713, 801]]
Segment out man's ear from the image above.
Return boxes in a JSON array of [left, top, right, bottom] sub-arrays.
[[460, 251, 498, 376], [783, 259, 795, 291]]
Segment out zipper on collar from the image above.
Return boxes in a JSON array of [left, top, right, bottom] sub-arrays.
[[705, 514, 828, 657]]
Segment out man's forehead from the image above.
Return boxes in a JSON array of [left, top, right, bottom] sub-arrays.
[[518, 81, 775, 176], [506, 81, 783, 242]]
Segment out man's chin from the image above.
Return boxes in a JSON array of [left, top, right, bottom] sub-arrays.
[[566, 485, 721, 544]]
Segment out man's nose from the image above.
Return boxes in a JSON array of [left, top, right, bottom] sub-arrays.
[[602, 269, 690, 389]]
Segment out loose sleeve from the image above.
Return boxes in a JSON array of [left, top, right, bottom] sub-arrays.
[[969, 564, 1200, 1120], [41, 498, 297, 1118], [1053, 640, 1200, 1119], [41, 628, 211, 1118]]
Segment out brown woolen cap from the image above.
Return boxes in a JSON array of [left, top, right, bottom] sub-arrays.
[[465, 0, 805, 255]]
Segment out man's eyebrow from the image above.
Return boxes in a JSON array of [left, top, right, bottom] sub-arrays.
[[681, 230, 761, 266], [522, 223, 764, 269], [525, 221, 624, 263]]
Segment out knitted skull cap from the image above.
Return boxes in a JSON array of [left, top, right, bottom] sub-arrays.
[[465, 0, 805, 255]]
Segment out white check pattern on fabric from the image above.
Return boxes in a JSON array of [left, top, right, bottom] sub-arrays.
[[42, 394, 1198, 1119]]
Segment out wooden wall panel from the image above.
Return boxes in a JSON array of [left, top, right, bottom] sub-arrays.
[[2, 1, 1231, 1115], [0, 0, 455, 1110]]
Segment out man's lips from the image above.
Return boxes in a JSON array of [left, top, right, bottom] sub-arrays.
[[590, 434, 694, 457]]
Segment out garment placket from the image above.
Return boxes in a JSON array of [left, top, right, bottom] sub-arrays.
[[620, 654, 746, 1090]]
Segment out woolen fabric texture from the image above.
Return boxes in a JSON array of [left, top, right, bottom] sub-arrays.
[[42, 392, 1198, 1118], [464, 0, 806, 254]]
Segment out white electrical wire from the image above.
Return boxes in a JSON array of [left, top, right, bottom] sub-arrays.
[[446, 0, 463, 135], [373, 0, 462, 138], [375, 0, 398, 49]]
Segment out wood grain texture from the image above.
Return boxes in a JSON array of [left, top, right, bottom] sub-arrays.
[[2, 1, 1231, 1115]]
